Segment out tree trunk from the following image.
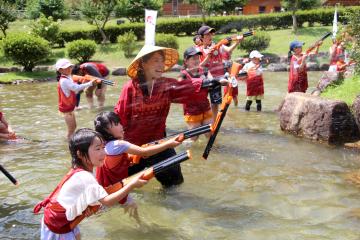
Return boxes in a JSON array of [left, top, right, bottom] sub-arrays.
[[292, 10, 297, 34]]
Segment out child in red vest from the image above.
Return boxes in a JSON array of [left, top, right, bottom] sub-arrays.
[[241, 51, 265, 111], [56, 59, 96, 140], [0, 111, 15, 141], [34, 128, 147, 240], [94, 111, 181, 212]]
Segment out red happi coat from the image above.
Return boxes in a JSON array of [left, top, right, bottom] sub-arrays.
[[199, 44, 225, 77], [33, 168, 85, 234], [114, 77, 202, 146], [288, 54, 308, 93], [180, 69, 210, 116], [246, 69, 264, 96], [57, 75, 77, 113], [96, 154, 130, 204]]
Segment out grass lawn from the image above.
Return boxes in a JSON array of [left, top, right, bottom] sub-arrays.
[[321, 75, 360, 105], [1, 21, 334, 82], [0, 71, 55, 83]]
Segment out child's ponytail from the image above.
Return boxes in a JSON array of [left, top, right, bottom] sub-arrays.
[[94, 111, 120, 142]]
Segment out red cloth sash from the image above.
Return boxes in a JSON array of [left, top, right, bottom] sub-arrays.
[[96, 154, 130, 204], [33, 168, 83, 234], [246, 70, 264, 96]]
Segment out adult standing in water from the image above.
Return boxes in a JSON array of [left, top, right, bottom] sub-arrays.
[[114, 45, 201, 187], [72, 62, 110, 109]]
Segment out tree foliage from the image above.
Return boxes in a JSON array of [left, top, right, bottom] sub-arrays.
[[25, 0, 67, 20], [31, 14, 60, 46], [115, 0, 163, 22], [0, 1, 16, 37], [80, 0, 118, 43], [345, 8, 360, 74]]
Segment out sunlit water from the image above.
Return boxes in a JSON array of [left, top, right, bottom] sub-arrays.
[[1, 72, 360, 240]]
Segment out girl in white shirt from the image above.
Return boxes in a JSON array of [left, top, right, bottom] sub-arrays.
[[34, 128, 147, 240]]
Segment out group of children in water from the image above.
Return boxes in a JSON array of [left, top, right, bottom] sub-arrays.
[[0, 24, 355, 240]]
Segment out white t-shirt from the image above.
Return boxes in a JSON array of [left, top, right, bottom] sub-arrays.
[[57, 171, 108, 221], [59, 75, 92, 97], [242, 61, 263, 76]]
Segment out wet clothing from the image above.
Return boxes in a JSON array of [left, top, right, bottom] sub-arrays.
[[199, 43, 225, 105], [96, 140, 131, 204], [34, 168, 107, 235], [114, 77, 202, 186], [288, 54, 308, 93], [57, 75, 92, 113], [242, 62, 264, 97], [180, 69, 211, 117], [80, 62, 109, 90]]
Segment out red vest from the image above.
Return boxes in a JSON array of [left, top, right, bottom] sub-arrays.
[[246, 69, 264, 96], [330, 44, 344, 65], [180, 69, 210, 116], [33, 168, 84, 234], [288, 54, 308, 93], [57, 76, 76, 113], [96, 154, 131, 204], [199, 44, 225, 77], [80, 62, 109, 77]]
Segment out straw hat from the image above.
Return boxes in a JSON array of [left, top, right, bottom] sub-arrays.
[[127, 45, 179, 79]]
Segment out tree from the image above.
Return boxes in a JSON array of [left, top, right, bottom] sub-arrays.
[[0, 1, 16, 37], [80, 0, 118, 43], [25, 0, 67, 20], [115, 0, 163, 23], [213, 0, 248, 16], [186, 0, 222, 22], [281, 0, 322, 33]]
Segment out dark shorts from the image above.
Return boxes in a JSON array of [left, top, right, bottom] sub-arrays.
[[128, 148, 184, 187], [209, 84, 222, 105]]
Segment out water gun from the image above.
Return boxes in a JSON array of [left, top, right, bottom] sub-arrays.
[[306, 32, 332, 55], [130, 124, 211, 164], [202, 62, 242, 160], [0, 164, 18, 185], [69, 151, 191, 229], [72, 74, 114, 86], [212, 30, 255, 52]]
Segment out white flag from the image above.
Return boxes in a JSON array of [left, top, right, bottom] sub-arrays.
[[332, 5, 338, 39], [145, 9, 158, 46]]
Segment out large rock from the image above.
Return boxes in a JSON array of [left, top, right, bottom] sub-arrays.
[[112, 67, 127, 76], [279, 92, 359, 144], [352, 95, 360, 133]]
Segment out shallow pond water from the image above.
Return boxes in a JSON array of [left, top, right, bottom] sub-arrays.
[[1, 71, 360, 240]]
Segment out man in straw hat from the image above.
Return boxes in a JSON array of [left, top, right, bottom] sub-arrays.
[[114, 45, 207, 187]]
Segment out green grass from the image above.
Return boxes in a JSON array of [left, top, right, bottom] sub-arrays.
[[321, 75, 360, 105], [0, 71, 55, 83], [0, 22, 335, 81]]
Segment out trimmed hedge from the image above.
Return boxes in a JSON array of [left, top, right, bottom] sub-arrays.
[[66, 39, 97, 63], [55, 6, 360, 45]]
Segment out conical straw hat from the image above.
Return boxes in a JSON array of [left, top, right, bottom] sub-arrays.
[[127, 45, 179, 79]]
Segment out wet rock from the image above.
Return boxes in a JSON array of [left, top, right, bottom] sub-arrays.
[[111, 67, 127, 76], [320, 63, 330, 71], [266, 63, 288, 72], [306, 62, 320, 71], [278, 92, 360, 144]]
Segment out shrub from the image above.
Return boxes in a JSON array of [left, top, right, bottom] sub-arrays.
[[26, 0, 67, 20], [31, 14, 60, 47], [155, 33, 178, 49], [239, 31, 271, 54], [117, 30, 137, 58], [66, 39, 97, 63], [345, 8, 360, 74], [2, 34, 50, 71]]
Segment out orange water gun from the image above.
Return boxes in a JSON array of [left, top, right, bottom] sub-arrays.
[[69, 151, 191, 229], [212, 30, 255, 52], [72, 74, 114, 86], [202, 62, 242, 159], [130, 124, 211, 164], [306, 32, 332, 55]]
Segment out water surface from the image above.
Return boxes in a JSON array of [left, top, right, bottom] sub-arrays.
[[1, 72, 360, 240]]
